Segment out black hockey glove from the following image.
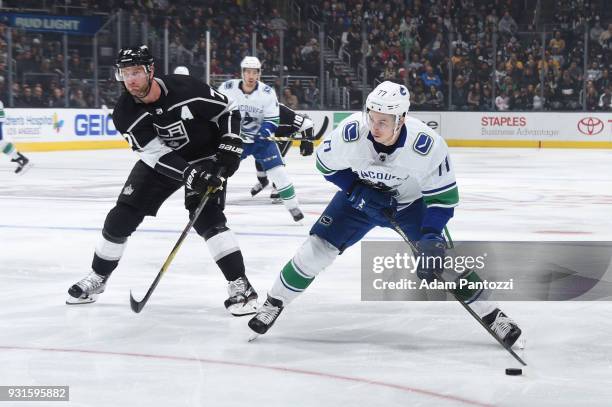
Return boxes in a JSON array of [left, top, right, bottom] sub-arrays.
[[183, 164, 224, 194], [216, 135, 243, 178], [415, 233, 446, 282], [299, 140, 314, 156]]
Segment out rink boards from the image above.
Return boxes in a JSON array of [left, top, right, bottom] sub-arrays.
[[5, 108, 612, 151]]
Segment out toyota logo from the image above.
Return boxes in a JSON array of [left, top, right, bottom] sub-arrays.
[[577, 117, 604, 135]]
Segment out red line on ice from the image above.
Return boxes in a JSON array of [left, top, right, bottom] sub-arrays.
[[0, 345, 494, 407]]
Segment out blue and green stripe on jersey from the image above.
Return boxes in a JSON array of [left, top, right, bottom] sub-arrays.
[[264, 116, 280, 125], [316, 153, 336, 176], [422, 182, 459, 208], [279, 259, 315, 292]]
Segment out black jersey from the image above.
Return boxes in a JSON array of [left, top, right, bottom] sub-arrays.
[[112, 74, 241, 181]]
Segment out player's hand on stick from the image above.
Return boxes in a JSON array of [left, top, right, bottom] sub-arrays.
[[216, 135, 243, 178], [415, 233, 446, 282], [183, 164, 224, 194], [347, 183, 397, 222], [299, 140, 314, 156], [255, 125, 274, 142]]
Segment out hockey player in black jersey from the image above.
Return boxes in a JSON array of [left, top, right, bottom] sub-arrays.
[[66, 45, 258, 316], [250, 103, 315, 201]]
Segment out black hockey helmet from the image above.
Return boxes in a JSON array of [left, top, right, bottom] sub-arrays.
[[114, 45, 154, 81]]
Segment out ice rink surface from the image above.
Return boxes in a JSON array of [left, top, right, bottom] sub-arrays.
[[1, 147, 612, 406]]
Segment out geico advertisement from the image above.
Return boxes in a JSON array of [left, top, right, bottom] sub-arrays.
[[4, 109, 121, 141]]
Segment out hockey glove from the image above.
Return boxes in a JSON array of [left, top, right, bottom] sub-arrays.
[[255, 122, 276, 142], [216, 135, 243, 178], [299, 140, 314, 156], [183, 165, 224, 194], [347, 182, 397, 223], [415, 233, 446, 282]]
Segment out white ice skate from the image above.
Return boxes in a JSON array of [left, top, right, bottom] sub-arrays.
[[224, 276, 258, 316], [66, 271, 109, 304]]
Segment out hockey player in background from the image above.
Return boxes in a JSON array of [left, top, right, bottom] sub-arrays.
[[173, 66, 189, 75], [0, 100, 31, 174], [250, 103, 315, 203], [67, 46, 258, 316], [218, 57, 304, 222], [248, 81, 522, 347]]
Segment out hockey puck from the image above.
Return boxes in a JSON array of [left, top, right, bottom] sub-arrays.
[[505, 368, 522, 376]]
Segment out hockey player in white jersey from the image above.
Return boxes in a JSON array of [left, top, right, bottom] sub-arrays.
[[218, 57, 304, 222], [0, 100, 31, 174], [248, 81, 522, 347]]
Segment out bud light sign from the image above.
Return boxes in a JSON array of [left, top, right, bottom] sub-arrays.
[[74, 114, 117, 136]]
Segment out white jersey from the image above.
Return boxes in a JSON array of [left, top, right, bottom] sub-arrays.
[[0, 101, 5, 123], [315, 112, 459, 208], [217, 79, 279, 143]]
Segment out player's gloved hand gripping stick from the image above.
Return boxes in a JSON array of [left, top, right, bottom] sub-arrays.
[[129, 168, 225, 313], [347, 182, 397, 223]]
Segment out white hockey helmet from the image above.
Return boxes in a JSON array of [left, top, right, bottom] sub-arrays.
[[365, 81, 410, 135], [366, 81, 411, 117], [240, 56, 262, 70], [173, 66, 189, 75]]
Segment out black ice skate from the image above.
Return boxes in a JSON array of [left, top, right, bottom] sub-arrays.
[[289, 207, 304, 222], [224, 276, 258, 316], [248, 295, 284, 336], [11, 153, 31, 174], [66, 271, 109, 304], [250, 177, 269, 196], [269, 185, 282, 204], [483, 308, 522, 347]]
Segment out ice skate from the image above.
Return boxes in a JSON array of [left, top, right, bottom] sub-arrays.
[[224, 276, 258, 316], [483, 308, 522, 347], [248, 295, 284, 337], [250, 177, 269, 196], [66, 271, 109, 304], [270, 187, 282, 204], [11, 153, 31, 174], [289, 207, 304, 222]]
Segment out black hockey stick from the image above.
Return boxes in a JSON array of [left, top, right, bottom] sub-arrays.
[[129, 184, 217, 313], [384, 212, 527, 366], [312, 115, 329, 140], [269, 115, 330, 142]]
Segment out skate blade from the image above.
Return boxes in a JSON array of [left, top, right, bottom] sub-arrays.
[[517, 338, 526, 350], [16, 163, 33, 176], [65, 295, 96, 305], [227, 299, 258, 316], [248, 332, 260, 342]]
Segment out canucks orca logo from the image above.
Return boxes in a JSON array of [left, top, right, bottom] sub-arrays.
[[413, 133, 433, 155], [242, 112, 259, 134], [318, 215, 333, 226], [342, 121, 359, 142]]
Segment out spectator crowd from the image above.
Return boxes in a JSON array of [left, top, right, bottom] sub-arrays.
[[0, 0, 610, 111]]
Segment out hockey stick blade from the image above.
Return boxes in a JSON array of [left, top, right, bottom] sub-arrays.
[[384, 212, 527, 366], [130, 290, 145, 313], [313, 115, 329, 140]]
